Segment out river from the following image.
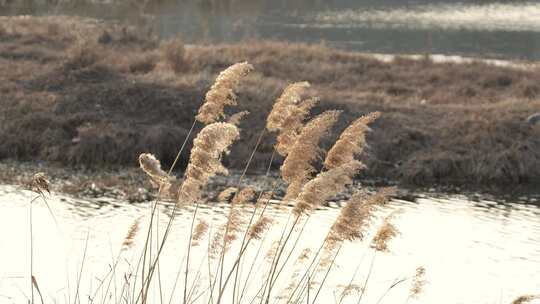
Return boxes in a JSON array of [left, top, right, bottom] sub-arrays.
[[0, 185, 539, 303], [2, 0, 540, 60]]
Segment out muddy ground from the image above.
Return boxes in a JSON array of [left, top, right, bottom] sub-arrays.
[[2, 16, 540, 192]]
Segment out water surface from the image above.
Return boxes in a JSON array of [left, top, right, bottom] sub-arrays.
[[3, 0, 540, 60], [1, 185, 539, 303]]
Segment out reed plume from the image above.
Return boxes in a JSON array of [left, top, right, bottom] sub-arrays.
[[275, 98, 318, 156], [248, 216, 272, 240], [231, 187, 256, 205], [281, 110, 342, 201], [227, 111, 249, 126], [191, 220, 209, 246], [196, 62, 253, 124], [209, 230, 224, 259], [139, 153, 184, 199], [177, 122, 240, 204], [222, 187, 255, 246], [512, 295, 540, 304], [409, 266, 426, 299], [371, 213, 399, 252], [223, 209, 243, 248], [266, 82, 310, 133], [327, 187, 395, 247], [324, 111, 380, 169], [139, 153, 169, 186], [293, 160, 363, 216], [337, 284, 363, 298], [296, 248, 312, 264], [256, 191, 274, 205], [31, 172, 50, 195], [122, 216, 142, 250], [217, 187, 238, 203]]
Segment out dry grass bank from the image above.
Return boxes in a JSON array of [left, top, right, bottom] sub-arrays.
[[2, 16, 540, 189]]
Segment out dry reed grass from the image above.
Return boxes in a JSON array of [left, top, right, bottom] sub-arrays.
[[178, 122, 240, 204], [122, 216, 142, 249], [281, 110, 341, 201], [160, 38, 188, 73], [18, 17, 538, 304], [195, 62, 253, 124], [293, 160, 363, 216], [371, 214, 399, 252], [327, 187, 394, 248], [511, 295, 540, 304], [324, 111, 380, 170], [409, 266, 426, 299]]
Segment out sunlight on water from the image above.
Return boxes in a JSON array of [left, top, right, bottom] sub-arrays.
[[306, 3, 540, 32], [0, 185, 539, 303]]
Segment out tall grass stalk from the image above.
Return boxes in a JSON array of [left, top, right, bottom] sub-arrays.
[[20, 55, 430, 304], [184, 202, 200, 304], [356, 252, 377, 304], [29, 196, 34, 304]]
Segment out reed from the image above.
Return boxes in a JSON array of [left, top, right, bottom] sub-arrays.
[[281, 110, 342, 202], [25, 61, 435, 304], [511, 295, 540, 304]]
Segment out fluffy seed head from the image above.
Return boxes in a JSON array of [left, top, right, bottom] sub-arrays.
[[266, 82, 310, 132], [256, 191, 274, 205], [209, 230, 224, 259], [122, 216, 142, 250], [223, 207, 245, 248], [31, 172, 50, 195], [139, 153, 169, 185], [191, 220, 209, 246], [371, 213, 399, 252], [325, 111, 380, 169], [275, 98, 318, 156], [248, 216, 272, 240], [337, 284, 364, 298], [232, 187, 256, 205], [296, 248, 312, 264], [217, 187, 238, 203], [281, 110, 342, 201], [178, 122, 240, 204], [227, 111, 249, 126], [327, 187, 395, 247], [293, 160, 363, 216], [410, 266, 427, 298], [512, 295, 540, 304], [196, 62, 253, 124]]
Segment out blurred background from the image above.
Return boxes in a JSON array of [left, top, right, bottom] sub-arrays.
[[2, 0, 540, 60]]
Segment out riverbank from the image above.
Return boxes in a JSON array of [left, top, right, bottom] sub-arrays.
[[2, 16, 540, 191]]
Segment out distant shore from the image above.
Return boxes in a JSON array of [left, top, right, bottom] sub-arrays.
[[2, 16, 540, 192]]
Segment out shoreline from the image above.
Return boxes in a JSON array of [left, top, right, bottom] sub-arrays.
[[3, 160, 540, 204]]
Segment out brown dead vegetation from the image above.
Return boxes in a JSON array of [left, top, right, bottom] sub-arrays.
[[2, 16, 540, 189]]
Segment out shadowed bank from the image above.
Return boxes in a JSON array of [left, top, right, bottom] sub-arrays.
[[1, 16, 540, 190]]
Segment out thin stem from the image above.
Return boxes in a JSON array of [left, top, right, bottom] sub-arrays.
[[357, 251, 377, 304], [256, 215, 293, 304], [29, 196, 35, 304], [74, 229, 90, 304], [337, 245, 370, 304], [310, 245, 342, 304], [237, 230, 269, 304], [269, 218, 310, 288], [184, 203, 201, 304], [286, 229, 330, 304], [138, 119, 197, 303], [212, 129, 269, 304], [263, 215, 301, 304], [375, 277, 407, 304]]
